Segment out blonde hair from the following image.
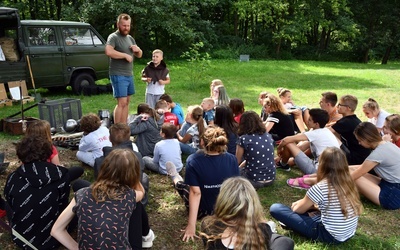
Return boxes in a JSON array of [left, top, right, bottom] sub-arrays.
[[202, 97, 215, 106], [152, 49, 163, 56], [201, 177, 268, 249], [317, 147, 363, 218], [210, 79, 223, 97], [277, 87, 291, 98], [362, 98, 380, 112], [92, 149, 140, 202], [117, 13, 131, 23], [264, 93, 288, 114], [202, 126, 228, 153], [340, 95, 358, 112], [26, 119, 52, 143]]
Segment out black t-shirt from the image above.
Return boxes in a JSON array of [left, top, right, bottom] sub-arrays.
[[332, 115, 371, 164], [266, 112, 295, 141]]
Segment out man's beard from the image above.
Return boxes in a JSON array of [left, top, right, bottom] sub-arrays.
[[118, 28, 130, 36]]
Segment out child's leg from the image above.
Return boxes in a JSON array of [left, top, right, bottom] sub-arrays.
[[76, 151, 95, 167], [142, 156, 161, 173], [270, 203, 325, 241]]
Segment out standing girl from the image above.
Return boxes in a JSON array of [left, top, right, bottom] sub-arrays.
[[236, 111, 276, 189], [177, 105, 206, 155], [51, 149, 154, 249], [270, 147, 362, 244], [352, 122, 400, 210]]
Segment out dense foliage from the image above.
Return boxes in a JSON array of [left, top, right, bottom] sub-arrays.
[[2, 0, 399, 63]]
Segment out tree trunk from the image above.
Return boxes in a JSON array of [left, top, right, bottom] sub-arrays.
[[362, 48, 369, 63], [381, 44, 393, 65]]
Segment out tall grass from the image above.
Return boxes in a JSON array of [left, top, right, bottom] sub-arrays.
[[1, 59, 400, 249]]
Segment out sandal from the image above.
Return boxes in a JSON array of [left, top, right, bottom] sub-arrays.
[[287, 177, 311, 190]]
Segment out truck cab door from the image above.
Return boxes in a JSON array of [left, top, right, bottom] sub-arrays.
[[24, 25, 64, 88]]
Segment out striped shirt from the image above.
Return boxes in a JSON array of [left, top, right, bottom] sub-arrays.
[[307, 179, 359, 242]]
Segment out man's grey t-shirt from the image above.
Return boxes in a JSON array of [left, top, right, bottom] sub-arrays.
[[106, 31, 136, 76]]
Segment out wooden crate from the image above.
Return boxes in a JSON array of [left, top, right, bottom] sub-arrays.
[[0, 83, 12, 108]]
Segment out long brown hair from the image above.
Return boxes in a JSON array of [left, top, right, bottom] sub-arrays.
[[317, 147, 363, 218], [191, 106, 205, 139], [26, 119, 52, 143], [92, 149, 140, 202], [201, 177, 268, 249]]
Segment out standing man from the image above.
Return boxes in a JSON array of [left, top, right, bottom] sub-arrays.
[[105, 13, 142, 124]]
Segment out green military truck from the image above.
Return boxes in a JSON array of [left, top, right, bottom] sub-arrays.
[[0, 7, 109, 94]]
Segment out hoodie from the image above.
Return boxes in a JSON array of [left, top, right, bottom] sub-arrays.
[[129, 115, 163, 157], [4, 162, 70, 249]]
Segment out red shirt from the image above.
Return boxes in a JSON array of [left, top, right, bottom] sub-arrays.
[[164, 112, 179, 126]]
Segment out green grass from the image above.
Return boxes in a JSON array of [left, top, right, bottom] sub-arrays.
[[1, 59, 400, 249]]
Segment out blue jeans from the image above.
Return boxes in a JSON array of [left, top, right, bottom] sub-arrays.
[[269, 203, 341, 244], [179, 142, 197, 155]]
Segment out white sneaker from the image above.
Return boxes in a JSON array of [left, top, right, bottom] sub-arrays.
[[267, 221, 277, 233], [166, 161, 183, 183], [142, 229, 155, 248]]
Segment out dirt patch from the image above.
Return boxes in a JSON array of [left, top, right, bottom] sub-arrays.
[[0, 140, 200, 249]]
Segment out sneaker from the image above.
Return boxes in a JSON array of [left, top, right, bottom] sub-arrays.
[[166, 162, 183, 183], [266, 221, 277, 233], [276, 161, 291, 172], [142, 229, 155, 248]]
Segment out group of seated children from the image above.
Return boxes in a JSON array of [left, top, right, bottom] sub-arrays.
[[3, 75, 400, 250]]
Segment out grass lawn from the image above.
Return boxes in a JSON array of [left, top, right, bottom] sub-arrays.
[[0, 59, 399, 249]]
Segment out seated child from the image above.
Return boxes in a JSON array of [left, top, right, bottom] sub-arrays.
[[201, 97, 215, 125], [5, 136, 72, 249], [382, 114, 400, 147], [76, 113, 112, 167], [159, 93, 185, 128], [362, 98, 390, 134], [129, 103, 163, 157], [277, 87, 310, 133], [258, 91, 269, 121], [143, 123, 183, 174], [155, 99, 179, 127], [177, 105, 206, 155], [229, 98, 244, 123]]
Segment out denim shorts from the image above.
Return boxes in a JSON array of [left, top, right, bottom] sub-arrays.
[[110, 75, 135, 98], [379, 179, 400, 210]]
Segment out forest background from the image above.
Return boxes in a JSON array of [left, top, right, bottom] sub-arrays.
[[1, 0, 400, 64]]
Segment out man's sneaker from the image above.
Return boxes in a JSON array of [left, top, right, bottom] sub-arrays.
[[142, 229, 155, 248], [166, 162, 183, 183], [276, 161, 291, 171]]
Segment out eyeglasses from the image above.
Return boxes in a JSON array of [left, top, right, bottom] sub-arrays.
[[337, 103, 349, 108]]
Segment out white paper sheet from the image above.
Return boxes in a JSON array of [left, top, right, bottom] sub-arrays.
[[10, 86, 21, 100]]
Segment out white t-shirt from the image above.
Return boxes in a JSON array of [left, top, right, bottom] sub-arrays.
[[145, 73, 170, 95], [304, 127, 340, 160], [368, 109, 390, 129]]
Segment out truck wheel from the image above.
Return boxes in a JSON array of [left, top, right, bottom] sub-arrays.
[[71, 72, 95, 94]]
